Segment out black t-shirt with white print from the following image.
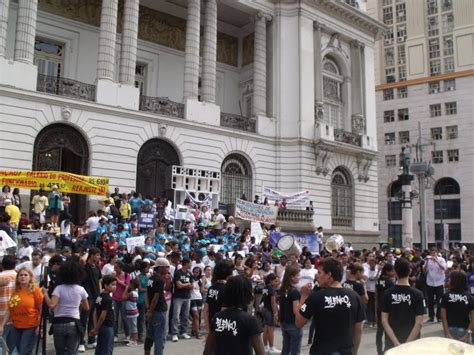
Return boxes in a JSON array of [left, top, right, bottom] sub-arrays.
[[95, 292, 114, 328], [375, 276, 395, 308], [261, 285, 275, 312], [206, 282, 226, 323], [381, 285, 425, 347], [342, 280, 365, 297], [300, 287, 365, 355], [211, 307, 262, 355], [279, 288, 300, 324], [173, 268, 193, 299], [147, 274, 167, 313], [440, 291, 474, 328]]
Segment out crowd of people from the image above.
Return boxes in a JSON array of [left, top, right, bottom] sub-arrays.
[[0, 185, 472, 355]]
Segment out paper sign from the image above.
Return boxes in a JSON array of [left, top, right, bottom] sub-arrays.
[[251, 222, 264, 245], [126, 236, 145, 253]]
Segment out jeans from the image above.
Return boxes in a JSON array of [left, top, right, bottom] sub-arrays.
[[52, 322, 80, 355], [449, 327, 472, 344], [2, 324, 13, 355], [281, 322, 303, 355], [171, 298, 190, 336], [426, 285, 444, 320], [80, 298, 96, 345], [95, 326, 114, 355], [137, 302, 146, 338], [9, 327, 36, 355], [113, 300, 130, 337], [367, 292, 376, 324], [147, 312, 167, 355]]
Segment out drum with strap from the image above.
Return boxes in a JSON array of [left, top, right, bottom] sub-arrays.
[[277, 235, 302, 257]]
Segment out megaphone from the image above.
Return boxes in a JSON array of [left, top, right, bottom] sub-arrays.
[[325, 234, 344, 252]]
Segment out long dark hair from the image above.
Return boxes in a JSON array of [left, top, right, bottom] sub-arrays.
[[222, 275, 253, 309], [449, 271, 468, 293], [279, 264, 300, 297]]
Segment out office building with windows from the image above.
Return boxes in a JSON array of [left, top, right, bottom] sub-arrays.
[[0, 0, 384, 246], [367, 0, 474, 246]]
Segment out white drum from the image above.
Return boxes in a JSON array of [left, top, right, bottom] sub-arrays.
[[325, 234, 344, 252], [277, 235, 302, 257]]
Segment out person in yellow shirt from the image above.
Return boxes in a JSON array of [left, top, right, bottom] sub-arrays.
[[5, 199, 20, 242], [119, 197, 131, 220]]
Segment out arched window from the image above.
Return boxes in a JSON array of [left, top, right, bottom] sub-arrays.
[[387, 180, 402, 247], [434, 177, 461, 242], [323, 57, 344, 128], [331, 167, 353, 227], [221, 154, 252, 205]]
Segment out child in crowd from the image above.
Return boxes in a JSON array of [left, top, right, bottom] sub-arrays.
[[125, 279, 140, 346], [261, 273, 280, 354]]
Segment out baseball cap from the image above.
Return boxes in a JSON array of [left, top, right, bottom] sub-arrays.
[[154, 257, 170, 268]]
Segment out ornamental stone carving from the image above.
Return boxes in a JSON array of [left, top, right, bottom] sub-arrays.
[[61, 106, 72, 120], [351, 115, 365, 135], [357, 156, 372, 182], [314, 146, 333, 176]]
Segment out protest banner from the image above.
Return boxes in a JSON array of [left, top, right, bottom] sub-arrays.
[[269, 231, 320, 255], [0, 170, 109, 195], [235, 199, 278, 224], [138, 213, 155, 229], [250, 222, 264, 245], [175, 205, 189, 220], [262, 187, 310, 209], [126, 236, 145, 253]]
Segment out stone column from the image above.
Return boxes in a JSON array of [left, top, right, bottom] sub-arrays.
[[350, 40, 365, 134], [313, 22, 323, 121], [14, 0, 38, 64], [201, 0, 217, 103], [253, 12, 270, 117], [183, 0, 201, 100], [119, 0, 139, 85], [97, 0, 118, 81], [399, 174, 414, 249], [0, 0, 10, 58]]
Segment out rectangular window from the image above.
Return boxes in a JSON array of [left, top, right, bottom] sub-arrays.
[[385, 47, 395, 66], [429, 81, 441, 94], [386, 155, 397, 167], [442, 0, 453, 12], [396, 24, 407, 42], [429, 38, 440, 59], [430, 104, 442, 117], [396, 3, 406, 22], [447, 149, 459, 162], [443, 35, 454, 55], [435, 200, 460, 220], [34, 38, 64, 78], [430, 60, 441, 76], [431, 127, 442, 140], [134, 63, 147, 96], [435, 223, 461, 242], [444, 79, 456, 91], [398, 66, 406, 81], [444, 57, 454, 73], [383, 89, 394, 101], [399, 131, 410, 144], [446, 125, 458, 139], [427, 0, 438, 15], [397, 86, 408, 98], [385, 132, 396, 145], [432, 150, 443, 164], [384, 28, 394, 45], [428, 16, 439, 37], [383, 6, 393, 25], [442, 13, 454, 33], [384, 110, 395, 123], [398, 108, 409, 121], [397, 46, 406, 64], [386, 68, 396, 83], [383, 0, 392, 5], [445, 102, 457, 115]]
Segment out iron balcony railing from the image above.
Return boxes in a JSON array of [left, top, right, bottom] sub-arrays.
[[332, 216, 353, 228], [139, 95, 185, 119], [334, 128, 362, 147], [37, 74, 96, 102], [220, 112, 256, 133], [277, 209, 314, 223]]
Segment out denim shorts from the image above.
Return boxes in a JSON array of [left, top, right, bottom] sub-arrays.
[[449, 327, 472, 344], [126, 316, 138, 334]]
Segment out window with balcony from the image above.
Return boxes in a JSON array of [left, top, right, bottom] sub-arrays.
[[386, 68, 396, 83], [383, 6, 393, 25], [430, 60, 441, 76], [429, 81, 441, 94], [386, 155, 397, 167], [447, 149, 459, 162], [385, 47, 395, 66], [383, 89, 394, 101], [432, 150, 443, 164], [331, 167, 353, 228], [396, 24, 407, 42], [399, 131, 410, 144], [445, 102, 457, 115], [446, 125, 458, 139], [443, 35, 454, 56], [322, 57, 344, 128], [430, 104, 442, 117], [385, 132, 396, 145], [429, 38, 440, 59], [444, 79, 456, 91], [442, 13, 454, 33], [396, 3, 406, 22], [431, 127, 442, 140], [384, 110, 395, 123], [444, 57, 454, 73], [397, 86, 408, 98], [428, 16, 439, 37], [397, 46, 406, 65], [398, 108, 409, 121], [398, 66, 407, 81], [34, 38, 64, 78], [427, 0, 438, 15]]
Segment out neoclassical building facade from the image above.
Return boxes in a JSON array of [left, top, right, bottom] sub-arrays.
[[0, 0, 384, 246]]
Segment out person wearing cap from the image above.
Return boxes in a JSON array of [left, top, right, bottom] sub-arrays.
[[4, 199, 20, 243], [144, 258, 170, 355], [170, 258, 193, 342], [166, 224, 175, 240], [48, 185, 62, 228]]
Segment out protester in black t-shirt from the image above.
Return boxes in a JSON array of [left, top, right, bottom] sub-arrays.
[[90, 275, 116, 355], [375, 263, 395, 355], [171, 258, 193, 341], [296, 257, 365, 355], [381, 258, 425, 351], [343, 262, 368, 304], [203, 275, 264, 355], [260, 273, 280, 353], [204, 261, 233, 335], [440, 271, 474, 343], [279, 264, 303, 355]]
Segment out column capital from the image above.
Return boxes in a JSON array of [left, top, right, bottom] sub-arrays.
[[350, 39, 364, 49], [313, 21, 325, 31], [255, 11, 272, 23]]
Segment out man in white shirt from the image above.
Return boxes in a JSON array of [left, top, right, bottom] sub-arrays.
[[16, 250, 44, 283], [17, 237, 34, 260], [423, 247, 446, 322]]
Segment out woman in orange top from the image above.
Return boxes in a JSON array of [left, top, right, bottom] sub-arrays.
[[0, 267, 44, 355]]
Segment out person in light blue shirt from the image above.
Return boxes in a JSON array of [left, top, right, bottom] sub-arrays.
[[143, 237, 157, 260], [129, 193, 144, 215]]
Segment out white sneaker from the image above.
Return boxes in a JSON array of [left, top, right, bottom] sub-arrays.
[[172, 335, 178, 342], [78, 344, 85, 353], [269, 347, 281, 353], [181, 333, 191, 339], [126, 341, 138, 347], [114, 336, 119, 342], [264, 345, 269, 352], [86, 342, 96, 349]]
